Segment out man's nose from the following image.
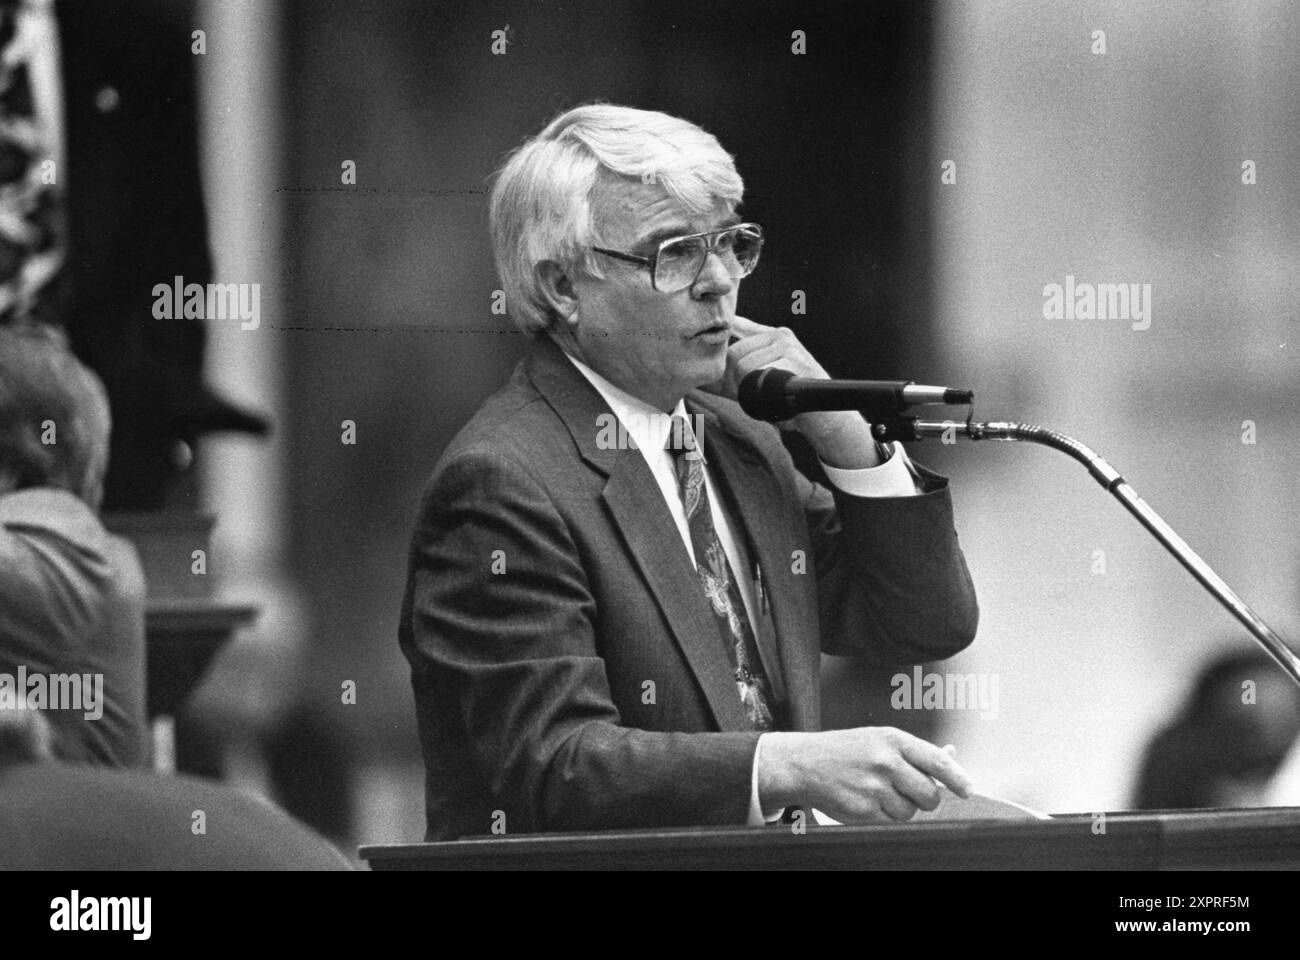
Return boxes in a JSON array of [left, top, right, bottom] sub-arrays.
[[691, 251, 734, 297]]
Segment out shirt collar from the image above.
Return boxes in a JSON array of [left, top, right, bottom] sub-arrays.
[[560, 348, 690, 456]]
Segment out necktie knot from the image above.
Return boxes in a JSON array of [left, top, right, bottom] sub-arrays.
[[664, 413, 703, 463]]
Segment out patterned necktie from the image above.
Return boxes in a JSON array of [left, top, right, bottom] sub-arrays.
[[666, 414, 776, 731], [0, 0, 67, 328]]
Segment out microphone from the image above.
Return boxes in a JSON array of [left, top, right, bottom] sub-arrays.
[[738, 367, 973, 422]]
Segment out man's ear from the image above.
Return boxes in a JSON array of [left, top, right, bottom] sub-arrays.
[[534, 260, 580, 327]]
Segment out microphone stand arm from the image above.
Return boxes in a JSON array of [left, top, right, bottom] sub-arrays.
[[872, 415, 1300, 690]]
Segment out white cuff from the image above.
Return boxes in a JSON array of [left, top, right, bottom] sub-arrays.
[[748, 733, 784, 825], [820, 442, 921, 498]]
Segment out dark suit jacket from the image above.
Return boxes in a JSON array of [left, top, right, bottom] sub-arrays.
[[399, 335, 979, 840]]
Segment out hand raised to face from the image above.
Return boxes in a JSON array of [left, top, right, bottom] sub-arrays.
[[701, 315, 830, 403]]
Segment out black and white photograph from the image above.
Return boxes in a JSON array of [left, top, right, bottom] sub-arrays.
[[0, 0, 1295, 936]]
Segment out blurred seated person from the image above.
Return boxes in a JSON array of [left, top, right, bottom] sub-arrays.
[[1265, 725, 1300, 805], [0, 325, 147, 766], [0, 694, 350, 870], [1134, 648, 1300, 809]]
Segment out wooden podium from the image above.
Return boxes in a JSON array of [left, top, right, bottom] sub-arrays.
[[360, 807, 1300, 870]]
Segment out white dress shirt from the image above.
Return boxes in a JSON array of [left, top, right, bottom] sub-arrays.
[[562, 349, 921, 823]]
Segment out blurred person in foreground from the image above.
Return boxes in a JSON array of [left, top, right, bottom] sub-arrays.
[[0, 324, 147, 766], [0, 692, 351, 870], [1135, 648, 1300, 809], [400, 104, 980, 839]]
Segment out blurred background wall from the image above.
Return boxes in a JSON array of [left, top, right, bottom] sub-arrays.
[[929, 0, 1300, 814], [181, 0, 1300, 855]]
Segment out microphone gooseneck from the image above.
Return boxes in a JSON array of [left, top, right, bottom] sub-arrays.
[[874, 416, 1300, 692]]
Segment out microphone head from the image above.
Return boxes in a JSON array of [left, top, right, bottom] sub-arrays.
[[738, 367, 799, 421]]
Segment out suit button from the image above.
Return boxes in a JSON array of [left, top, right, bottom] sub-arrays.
[[94, 85, 120, 113]]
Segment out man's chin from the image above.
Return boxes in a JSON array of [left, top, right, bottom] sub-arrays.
[[685, 356, 731, 397]]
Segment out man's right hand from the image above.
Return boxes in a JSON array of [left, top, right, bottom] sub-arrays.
[[757, 727, 974, 823]]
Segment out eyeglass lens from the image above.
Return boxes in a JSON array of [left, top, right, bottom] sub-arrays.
[[655, 226, 762, 291]]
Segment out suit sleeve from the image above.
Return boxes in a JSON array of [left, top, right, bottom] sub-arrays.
[[766, 426, 979, 663], [403, 447, 762, 834]]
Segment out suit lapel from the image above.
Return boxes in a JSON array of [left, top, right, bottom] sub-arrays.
[[524, 336, 823, 732], [526, 337, 750, 731], [602, 459, 752, 731]]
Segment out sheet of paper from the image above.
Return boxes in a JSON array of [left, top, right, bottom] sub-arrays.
[[810, 787, 1050, 825]]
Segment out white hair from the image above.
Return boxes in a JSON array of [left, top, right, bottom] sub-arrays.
[[489, 103, 745, 335]]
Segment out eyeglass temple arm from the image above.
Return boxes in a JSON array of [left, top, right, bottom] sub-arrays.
[[591, 247, 653, 267]]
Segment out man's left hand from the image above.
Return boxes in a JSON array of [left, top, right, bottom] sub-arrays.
[[706, 316, 883, 469]]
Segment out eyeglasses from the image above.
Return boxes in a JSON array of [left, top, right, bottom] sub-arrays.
[[592, 222, 764, 292]]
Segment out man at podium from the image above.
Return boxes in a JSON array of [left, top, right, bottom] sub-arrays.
[[398, 105, 979, 840]]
